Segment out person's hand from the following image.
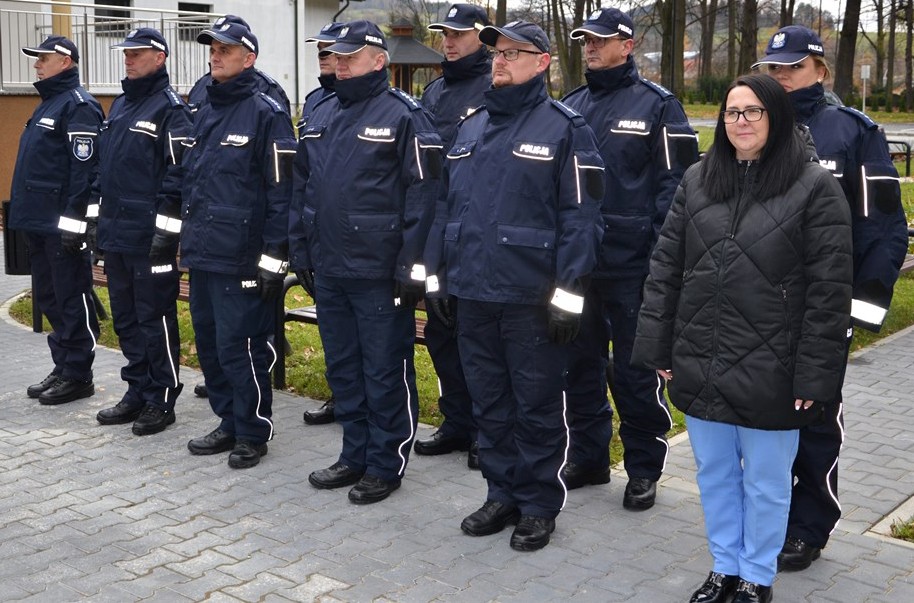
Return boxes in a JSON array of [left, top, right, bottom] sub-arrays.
[[795, 398, 814, 411], [394, 280, 423, 308], [547, 305, 581, 344], [657, 369, 672, 381], [60, 230, 86, 254], [295, 269, 315, 299], [149, 231, 179, 266], [85, 218, 98, 254], [428, 296, 455, 328], [257, 268, 284, 301]]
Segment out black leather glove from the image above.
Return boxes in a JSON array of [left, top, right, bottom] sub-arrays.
[[85, 218, 98, 254], [149, 230, 180, 266], [296, 269, 316, 299], [394, 280, 423, 308], [60, 229, 87, 255], [547, 304, 581, 344], [428, 296, 455, 329], [258, 268, 284, 301]]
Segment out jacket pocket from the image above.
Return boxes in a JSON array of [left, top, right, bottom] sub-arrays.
[[493, 224, 555, 294], [202, 205, 252, 264], [24, 178, 63, 218], [110, 197, 155, 246], [347, 212, 402, 266]]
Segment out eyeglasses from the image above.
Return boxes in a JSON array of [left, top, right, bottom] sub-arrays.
[[577, 36, 614, 49], [489, 48, 542, 61], [721, 107, 766, 124]]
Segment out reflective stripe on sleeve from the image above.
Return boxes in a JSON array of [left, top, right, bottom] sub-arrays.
[[550, 288, 584, 314], [426, 275, 440, 294], [851, 298, 888, 326], [155, 214, 182, 234], [258, 254, 289, 274], [58, 216, 87, 234]]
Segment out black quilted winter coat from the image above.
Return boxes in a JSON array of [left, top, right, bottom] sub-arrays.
[[632, 158, 853, 430]]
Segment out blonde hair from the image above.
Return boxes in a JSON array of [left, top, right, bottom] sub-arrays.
[[811, 55, 831, 81]]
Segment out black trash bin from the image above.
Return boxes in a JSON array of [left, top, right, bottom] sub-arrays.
[[2, 200, 31, 275]]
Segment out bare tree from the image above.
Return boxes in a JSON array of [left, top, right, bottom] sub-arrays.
[[833, 0, 862, 100], [695, 0, 721, 80], [780, 0, 796, 25], [858, 0, 888, 107], [657, 0, 687, 95], [906, 0, 913, 110], [728, 0, 738, 79], [886, 0, 897, 111], [738, 0, 758, 74]]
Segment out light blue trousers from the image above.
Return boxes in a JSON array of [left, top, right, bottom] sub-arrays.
[[686, 416, 800, 585]]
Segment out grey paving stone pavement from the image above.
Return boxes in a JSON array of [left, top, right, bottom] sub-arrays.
[[2, 234, 914, 602]]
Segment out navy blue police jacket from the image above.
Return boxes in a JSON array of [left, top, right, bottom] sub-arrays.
[[187, 68, 291, 116], [290, 68, 442, 285], [180, 68, 296, 276], [561, 57, 699, 280], [9, 68, 104, 235], [421, 46, 491, 146], [791, 83, 907, 332], [93, 67, 192, 254], [296, 75, 335, 139], [424, 73, 605, 307]]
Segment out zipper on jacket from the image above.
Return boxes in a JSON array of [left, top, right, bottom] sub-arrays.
[[780, 284, 793, 356]]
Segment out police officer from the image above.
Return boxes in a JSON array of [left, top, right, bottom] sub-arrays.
[[186, 15, 291, 116], [298, 21, 345, 427], [291, 21, 442, 504], [425, 21, 604, 551], [754, 25, 908, 572], [412, 3, 492, 467], [181, 21, 296, 469], [10, 35, 103, 405], [561, 8, 698, 510], [89, 28, 192, 435]]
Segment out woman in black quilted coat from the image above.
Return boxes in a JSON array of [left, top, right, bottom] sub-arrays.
[[632, 73, 852, 603]]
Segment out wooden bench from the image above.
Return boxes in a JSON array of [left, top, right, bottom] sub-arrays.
[[273, 274, 429, 389]]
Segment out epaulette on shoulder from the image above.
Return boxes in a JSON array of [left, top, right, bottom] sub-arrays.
[[549, 99, 586, 126], [256, 69, 279, 86], [163, 86, 186, 108], [70, 87, 90, 105], [640, 78, 675, 99], [836, 105, 878, 129], [258, 92, 286, 113], [388, 87, 422, 111]]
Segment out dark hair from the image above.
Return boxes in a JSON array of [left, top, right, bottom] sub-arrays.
[[700, 73, 807, 203]]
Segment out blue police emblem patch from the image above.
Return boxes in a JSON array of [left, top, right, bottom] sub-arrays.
[[73, 136, 94, 161]]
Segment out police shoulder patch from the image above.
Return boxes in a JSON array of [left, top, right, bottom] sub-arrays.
[[640, 78, 675, 99], [836, 105, 878, 129], [258, 92, 286, 114], [388, 87, 422, 111], [549, 99, 586, 126], [72, 136, 95, 161]]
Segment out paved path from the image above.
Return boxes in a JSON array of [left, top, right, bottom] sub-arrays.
[[2, 234, 914, 601]]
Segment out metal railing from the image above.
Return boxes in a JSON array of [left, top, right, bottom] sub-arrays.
[[888, 139, 912, 178], [0, 0, 217, 95]]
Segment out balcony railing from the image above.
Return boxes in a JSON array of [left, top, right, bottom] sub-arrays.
[[0, 0, 216, 95]]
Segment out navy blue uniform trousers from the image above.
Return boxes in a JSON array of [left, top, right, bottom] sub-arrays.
[[189, 270, 275, 444], [566, 277, 672, 480], [316, 275, 419, 482], [423, 298, 475, 442], [28, 232, 98, 382], [105, 251, 181, 410], [457, 299, 568, 519], [787, 329, 851, 548]]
